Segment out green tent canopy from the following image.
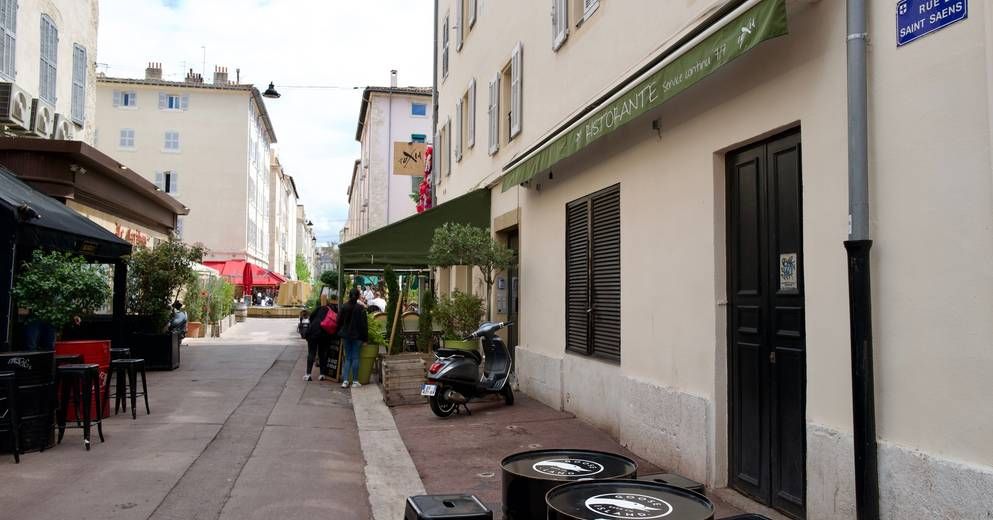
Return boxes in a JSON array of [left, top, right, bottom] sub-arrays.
[[339, 189, 491, 270]]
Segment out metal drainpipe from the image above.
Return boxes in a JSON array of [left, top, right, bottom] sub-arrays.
[[845, 0, 879, 518], [431, 0, 439, 208]]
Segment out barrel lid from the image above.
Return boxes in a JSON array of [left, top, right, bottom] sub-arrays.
[[546, 480, 714, 520], [501, 449, 637, 481]]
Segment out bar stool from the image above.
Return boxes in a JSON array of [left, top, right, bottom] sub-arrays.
[[108, 359, 149, 420], [0, 371, 21, 463], [109, 348, 131, 361], [56, 364, 104, 450], [55, 354, 84, 368]]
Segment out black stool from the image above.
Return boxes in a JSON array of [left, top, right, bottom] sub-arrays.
[[55, 354, 84, 368], [405, 495, 492, 519], [56, 364, 104, 450], [109, 348, 131, 361], [108, 359, 149, 419], [638, 472, 706, 494], [0, 371, 21, 463]]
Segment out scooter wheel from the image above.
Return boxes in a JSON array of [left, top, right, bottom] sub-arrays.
[[429, 393, 457, 418], [501, 384, 515, 406]]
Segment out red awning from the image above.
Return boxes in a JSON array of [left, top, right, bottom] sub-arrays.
[[203, 260, 287, 287]]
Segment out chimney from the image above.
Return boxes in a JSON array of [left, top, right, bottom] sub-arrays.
[[145, 62, 162, 80], [390, 69, 398, 88], [213, 66, 229, 85], [236, 68, 241, 84], [185, 68, 203, 84]]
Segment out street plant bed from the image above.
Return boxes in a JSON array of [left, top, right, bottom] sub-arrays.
[[382, 352, 433, 407], [247, 306, 305, 318]]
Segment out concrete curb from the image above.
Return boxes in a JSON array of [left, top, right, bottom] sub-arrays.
[[352, 384, 426, 520]]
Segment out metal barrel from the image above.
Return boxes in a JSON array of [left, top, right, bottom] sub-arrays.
[[501, 449, 637, 520], [546, 479, 715, 520], [0, 351, 56, 453]]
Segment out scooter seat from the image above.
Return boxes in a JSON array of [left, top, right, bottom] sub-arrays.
[[437, 348, 482, 364]]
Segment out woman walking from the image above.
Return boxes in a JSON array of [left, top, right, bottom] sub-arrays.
[[304, 293, 338, 381], [338, 287, 368, 388]]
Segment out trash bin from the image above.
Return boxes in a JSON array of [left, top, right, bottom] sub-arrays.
[[404, 494, 492, 520], [235, 302, 248, 322], [356, 343, 379, 384], [501, 449, 638, 520], [546, 479, 714, 520], [0, 351, 56, 453]]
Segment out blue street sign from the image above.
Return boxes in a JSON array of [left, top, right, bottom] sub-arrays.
[[897, 0, 968, 47]]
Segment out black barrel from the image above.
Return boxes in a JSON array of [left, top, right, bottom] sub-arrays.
[[501, 449, 637, 520], [0, 351, 56, 453], [546, 480, 715, 520]]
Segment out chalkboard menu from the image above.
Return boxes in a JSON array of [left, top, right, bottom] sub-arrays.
[[326, 342, 342, 381]]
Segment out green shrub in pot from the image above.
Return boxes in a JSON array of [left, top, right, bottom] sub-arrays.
[[434, 290, 484, 350]]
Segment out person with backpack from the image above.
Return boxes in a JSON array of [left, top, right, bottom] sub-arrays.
[[304, 292, 338, 381], [338, 287, 369, 388]]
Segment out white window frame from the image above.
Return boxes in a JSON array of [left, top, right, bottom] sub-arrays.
[[0, 0, 17, 81], [510, 43, 523, 140], [159, 92, 189, 111], [39, 15, 57, 104], [119, 128, 135, 149], [454, 0, 463, 51], [553, 0, 569, 50], [441, 14, 450, 80], [164, 131, 180, 152], [467, 78, 476, 149], [468, 0, 477, 28], [113, 90, 138, 108], [71, 44, 86, 124], [454, 98, 463, 163], [581, 0, 600, 24], [487, 74, 500, 155]]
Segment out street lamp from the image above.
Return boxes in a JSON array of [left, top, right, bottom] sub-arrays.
[[262, 82, 281, 99]]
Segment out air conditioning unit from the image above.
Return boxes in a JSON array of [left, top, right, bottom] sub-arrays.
[[0, 82, 32, 132], [29, 99, 55, 138], [51, 113, 74, 140]]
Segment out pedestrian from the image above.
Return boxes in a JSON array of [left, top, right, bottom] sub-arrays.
[[362, 285, 374, 303], [338, 287, 368, 388], [168, 300, 188, 339], [304, 293, 338, 381], [368, 290, 388, 313]]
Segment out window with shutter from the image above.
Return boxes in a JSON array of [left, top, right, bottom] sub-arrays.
[[441, 15, 449, 80], [510, 43, 523, 139], [39, 15, 57, 104], [444, 119, 452, 176], [180, 95, 189, 110], [71, 44, 85, 124], [582, 0, 600, 22], [0, 0, 16, 80], [454, 99, 463, 163], [113, 91, 121, 107], [455, 0, 463, 51], [154, 171, 164, 190], [564, 184, 620, 362], [164, 131, 180, 151], [119, 128, 135, 148], [488, 75, 499, 155], [467, 79, 476, 149], [468, 0, 477, 28], [553, 0, 568, 50]]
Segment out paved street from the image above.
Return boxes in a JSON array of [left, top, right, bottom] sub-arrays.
[[0, 319, 371, 520]]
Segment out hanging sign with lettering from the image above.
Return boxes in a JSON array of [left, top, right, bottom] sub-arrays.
[[897, 0, 968, 47]]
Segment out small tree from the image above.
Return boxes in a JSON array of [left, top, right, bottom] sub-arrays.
[[384, 266, 402, 354], [319, 270, 339, 296], [13, 250, 112, 332], [127, 239, 207, 330], [417, 288, 436, 352], [433, 290, 485, 340], [428, 223, 515, 321], [296, 254, 312, 283]]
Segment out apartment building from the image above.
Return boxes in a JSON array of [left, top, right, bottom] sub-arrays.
[[296, 204, 316, 280], [94, 64, 279, 267], [341, 76, 432, 242], [268, 152, 299, 279], [434, 0, 992, 518]]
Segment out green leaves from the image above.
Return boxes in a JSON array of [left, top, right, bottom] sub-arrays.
[[428, 223, 516, 320], [434, 290, 484, 340], [127, 239, 207, 330], [12, 250, 113, 331], [417, 288, 436, 352], [384, 266, 401, 354], [296, 254, 312, 283]]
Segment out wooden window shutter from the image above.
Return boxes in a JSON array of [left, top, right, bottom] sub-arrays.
[[113, 90, 121, 107], [180, 94, 190, 110], [158, 92, 167, 109], [488, 74, 499, 155], [454, 0, 463, 51], [468, 0, 477, 28], [510, 43, 523, 139], [467, 78, 476, 149], [590, 185, 621, 361], [553, 0, 568, 50], [565, 197, 591, 356], [454, 98, 463, 162]]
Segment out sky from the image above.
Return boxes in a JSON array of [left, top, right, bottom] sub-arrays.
[[97, 0, 434, 245]]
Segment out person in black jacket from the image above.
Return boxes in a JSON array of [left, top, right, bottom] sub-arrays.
[[338, 287, 369, 388], [304, 293, 338, 381]]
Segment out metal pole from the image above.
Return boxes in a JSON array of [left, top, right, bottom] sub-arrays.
[[846, 0, 878, 519]]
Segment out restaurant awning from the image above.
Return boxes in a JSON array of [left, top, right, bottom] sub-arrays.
[[339, 188, 491, 270], [0, 165, 132, 260], [202, 260, 288, 288], [499, 0, 788, 191]]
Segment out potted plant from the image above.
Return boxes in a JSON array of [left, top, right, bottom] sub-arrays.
[[184, 279, 207, 338], [416, 288, 437, 353], [12, 250, 112, 351], [428, 223, 515, 321], [433, 290, 484, 351], [126, 239, 206, 369]]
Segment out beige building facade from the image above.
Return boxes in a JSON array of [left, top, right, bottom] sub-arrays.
[[94, 65, 280, 267], [435, 0, 993, 518], [268, 152, 299, 279]]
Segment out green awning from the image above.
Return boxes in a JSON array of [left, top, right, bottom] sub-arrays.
[[500, 0, 788, 191], [339, 189, 491, 270]]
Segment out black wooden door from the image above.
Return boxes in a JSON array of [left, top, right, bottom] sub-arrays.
[[727, 130, 805, 519]]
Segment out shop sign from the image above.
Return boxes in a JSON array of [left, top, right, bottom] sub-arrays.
[[115, 224, 151, 248], [897, 0, 967, 47], [393, 142, 428, 175]]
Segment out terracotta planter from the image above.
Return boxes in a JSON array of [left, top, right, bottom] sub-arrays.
[[188, 322, 203, 338]]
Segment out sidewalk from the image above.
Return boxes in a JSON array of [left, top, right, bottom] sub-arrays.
[[391, 394, 753, 519]]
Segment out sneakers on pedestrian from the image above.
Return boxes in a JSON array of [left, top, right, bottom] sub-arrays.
[[318, 375, 326, 381], [303, 374, 311, 381], [351, 382, 362, 388], [341, 381, 349, 388]]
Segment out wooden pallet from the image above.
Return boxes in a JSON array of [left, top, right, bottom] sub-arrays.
[[381, 353, 433, 407]]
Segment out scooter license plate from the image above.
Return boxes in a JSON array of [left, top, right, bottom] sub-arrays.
[[420, 384, 437, 397]]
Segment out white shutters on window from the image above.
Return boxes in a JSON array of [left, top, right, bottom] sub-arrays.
[[468, 0, 477, 28], [552, 0, 568, 50], [454, 98, 463, 163], [0, 0, 17, 80], [154, 171, 164, 190], [510, 43, 523, 139], [487, 74, 499, 155], [467, 79, 476, 149], [454, 0, 463, 51], [583, 0, 600, 18], [441, 15, 449, 79], [158, 93, 166, 109], [113, 91, 121, 107], [168, 171, 179, 195], [71, 44, 85, 123], [444, 119, 452, 176], [180, 95, 190, 110], [39, 16, 57, 103]]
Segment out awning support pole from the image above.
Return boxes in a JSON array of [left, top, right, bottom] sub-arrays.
[[846, 0, 878, 518]]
